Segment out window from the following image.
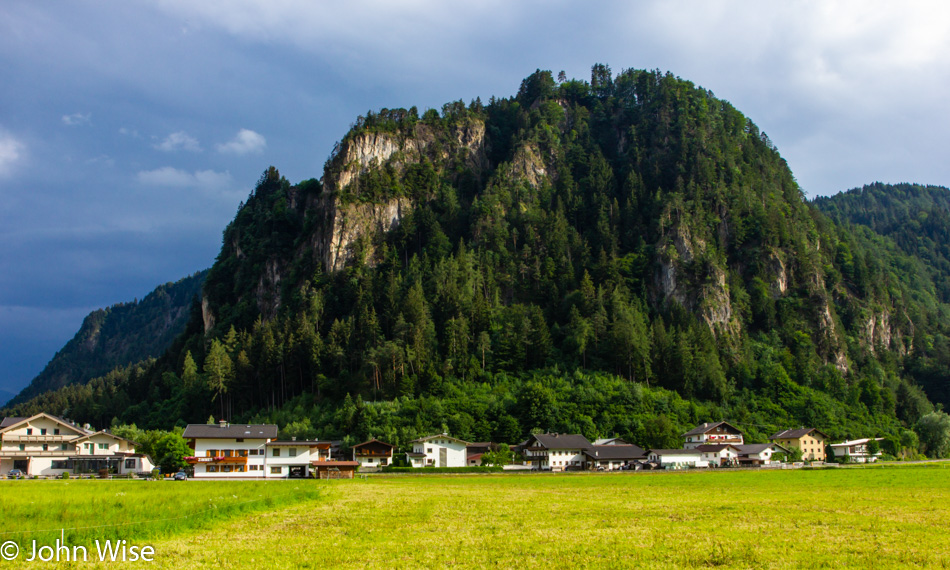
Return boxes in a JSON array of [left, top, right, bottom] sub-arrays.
[[207, 465, 218, 473], [125, 459, 136, 469], [289, 448, 297, 457], [43, 444, 48, 451], [221, 465, 232, 473], [61, 444, 68, 451], [236, 438, 244, 442], [26, 429, 32, 435], [41, 428, 47, 435], [235, 466, 245, 472], [207, 449, 217, 457], [270, 466, 281, 474], [223, 450, 232, 457], [18, 444, 25, 451], [52, 460, 68, 469], [54, 429, 60, 435], [272, 448, 280, 457], [98, 443, 108, 450], [238, 450, 247, 457]]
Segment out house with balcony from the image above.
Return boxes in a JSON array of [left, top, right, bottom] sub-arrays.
[[736, 443, 789, 466], [407, 434, 469, 468], [830, 438, 884, 463], [266, 439, 330, 478], [770, 428, 829, 461], [352, 438, 394, 471], [583, 444, 646, 470], [695, 443, 741, 467], [521, 433, 593, 471], [682, 422, 744, 449], [183, 421, 277, 478], [0, 413, 153, 476]]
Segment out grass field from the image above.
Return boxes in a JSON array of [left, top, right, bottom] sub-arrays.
[[2, 465, 949, 568]]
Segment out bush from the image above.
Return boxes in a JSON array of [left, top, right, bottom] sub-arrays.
[[60, 472, 70, 480]]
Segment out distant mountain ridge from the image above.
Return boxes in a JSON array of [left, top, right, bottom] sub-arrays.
[[5, 271, 206, 407]]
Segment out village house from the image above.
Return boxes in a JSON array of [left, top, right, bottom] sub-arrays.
[[830, 438, 884, 463], [695, 443, 741, 467], [770, 428, 829, 461], [521, 433, 592, 471], [266, 439, 330, 478], [407, 434, 469, 468], [583, 444, 646, 470], [183, 421, 277, 478], [682, 422, 745, 449], [0, 413, 153, 477], [311, 460, 359, 479], [352, 438, 395, 471], [647, 448, 707, 468], [736, 443, 789, 466]]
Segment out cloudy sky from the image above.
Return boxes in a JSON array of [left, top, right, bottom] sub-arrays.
[[1, 1, 949, 400]]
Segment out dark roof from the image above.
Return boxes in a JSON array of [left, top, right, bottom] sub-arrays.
[[695, 444, 741, 452], [182, 423, 278, 439], [0, 417, 26, 428], [528, 433, 592, 450], [737, 443, 788, 455], [682, 421, 743, 438], [583, 444, 646, 460], [352, 438, 395, 450], [770, 428, 828, 440]]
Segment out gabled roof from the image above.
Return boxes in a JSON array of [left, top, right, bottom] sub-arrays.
[[526, 433, 592, 450], [583, 444, 646, 460], [593, 437, 630, 446], [770, 428, 829, 440], [182, 423, 278, 439], [73, 430, 136, 445], [830, 437, 884, 448], [353, 438, 395, 450], [736, 443, 789, 455], [682, 421, 743, 438], [0, 417, 26, 429], [0, 413, 92, 435], [411, 434, 470, 445], [266, 440, 327, 446]]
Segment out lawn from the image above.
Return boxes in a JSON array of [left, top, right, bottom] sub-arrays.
[[2, 465, 948, 568]]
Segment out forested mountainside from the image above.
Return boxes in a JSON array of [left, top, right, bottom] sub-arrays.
[[4, 272, 206, 407], [813, 182, 950, 407], [5, 67, 946, 455]]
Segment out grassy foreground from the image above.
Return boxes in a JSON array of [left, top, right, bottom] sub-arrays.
[[147, 465, 948, 568], [2, 466, 948, 568]]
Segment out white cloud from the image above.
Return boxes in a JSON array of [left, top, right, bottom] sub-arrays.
[[119, 127, 141, 138], [216, 128, 266, 155], [61, 112, 91, 126], [154, 131, 202, 152], [0, 131, 25, 177], [137, 166, 232, 189]]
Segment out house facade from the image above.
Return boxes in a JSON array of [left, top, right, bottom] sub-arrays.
[[770, 428, 828, 461], [407, 434, 469, 468], [830, 438, 884, 463], [521, 433, 593, 471], [583, 444, 646, 470], [695, 444, 741, 467], [183, 422, 277, 478], [0, 413, 153, 476], [352, 438, 395, 470], [736, 443, 788, 466], [266, 440, 329, 478], [682, 422, 744, 449], [647, 449, 707, 468]]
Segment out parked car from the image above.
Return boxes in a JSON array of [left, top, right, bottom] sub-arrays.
[[173, 470, 187, 481], [8, 469, 24, 479]]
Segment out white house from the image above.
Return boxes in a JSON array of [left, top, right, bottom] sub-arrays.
[[695, 443, 741, 467], [647, 448, 708, 468], [583, 444, 646, 470], [0, 413, 153, 476], [682, 421, 744, 449], [736, 443, 788, 466], [352, 438, 395, 471], [265, 440, 330, 478], [521, 433, 593, 471], [830, 438, 884, 463], [407, 434, 469, 468], [183, 421, 277, 478]]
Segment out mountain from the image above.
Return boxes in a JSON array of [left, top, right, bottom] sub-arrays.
[[5, 271, 206, 407], [4, 66, 943, 454]]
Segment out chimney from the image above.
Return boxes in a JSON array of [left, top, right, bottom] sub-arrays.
[[219, 420, 228, 428]]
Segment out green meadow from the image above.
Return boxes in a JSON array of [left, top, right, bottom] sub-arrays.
[[2, 465, 949, 568]]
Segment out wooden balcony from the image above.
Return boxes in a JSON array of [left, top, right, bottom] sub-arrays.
[[3, 434, 74, 442], [185, 456, 248, 465]]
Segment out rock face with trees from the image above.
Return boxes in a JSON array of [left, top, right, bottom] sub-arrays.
[[4, 66, 949, 457]]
